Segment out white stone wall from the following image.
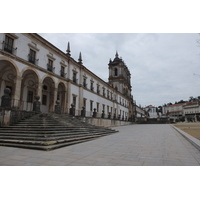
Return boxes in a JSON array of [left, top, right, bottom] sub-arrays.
[[183, 104, 200, 115], [165, 104, 185, 116], [0, 33, 133, 119]]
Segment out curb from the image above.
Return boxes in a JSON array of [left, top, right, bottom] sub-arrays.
[[171, 125, 200, 151]]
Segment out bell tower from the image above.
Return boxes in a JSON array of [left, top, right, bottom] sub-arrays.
[[108, 51, 132, 98]]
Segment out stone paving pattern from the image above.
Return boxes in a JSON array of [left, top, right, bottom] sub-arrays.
[[0, 124, 200, 166]]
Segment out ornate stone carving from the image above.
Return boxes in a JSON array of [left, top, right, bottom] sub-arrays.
[[1, 88, 11, 110]]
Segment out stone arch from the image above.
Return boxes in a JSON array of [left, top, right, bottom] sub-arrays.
[[0, 57, 19, 75], [19, 69, 39, 111], [20, 67, 40, 79], [0, 59, 18, 106], [41, 76, 55, 113]]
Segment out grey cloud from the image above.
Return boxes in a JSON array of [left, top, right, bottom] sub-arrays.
[[39, 33, 200, 107]]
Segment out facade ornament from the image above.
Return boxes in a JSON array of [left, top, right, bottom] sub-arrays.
[[33, 95, 41, 113], [66, 42, 71, 56], [1, 88, 11, 110], [78, 52, 82, 65], [115, 51, 119, 58]]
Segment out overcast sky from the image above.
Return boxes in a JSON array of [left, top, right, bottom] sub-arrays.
[[39, 33, 200, 107], [3, 1, 200, 108]]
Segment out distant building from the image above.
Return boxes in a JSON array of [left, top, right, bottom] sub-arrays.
[[144, 105, 158, 118], [183, 101, 200, 122], [164, 103, 186, 119], [135, 105, 145, 118]]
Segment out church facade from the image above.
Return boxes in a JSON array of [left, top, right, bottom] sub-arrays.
[[0, 33, 135, 120]]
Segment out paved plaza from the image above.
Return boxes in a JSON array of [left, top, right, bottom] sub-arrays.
[[0, 124, 200, 166]]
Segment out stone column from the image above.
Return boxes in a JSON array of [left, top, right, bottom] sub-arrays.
[[0, 78, 3, 95], [66, 81, 71, 114], [50, 87, 58, 112], [0, 88, 12, 126], [78, 86, 83, 116], [62, 89, 67, 114], [13, 75, 22, 108], [36, 81, 43, 99], [78, 67, 83, 116]]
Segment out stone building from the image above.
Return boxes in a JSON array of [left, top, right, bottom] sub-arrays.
[[144, 105, 158, 118], [183, 101, 200, 122], [164, 103, 186, 118], [0, 33, 135, 121]]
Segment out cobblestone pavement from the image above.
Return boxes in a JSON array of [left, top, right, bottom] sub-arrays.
[[0, 124, 200, 166]]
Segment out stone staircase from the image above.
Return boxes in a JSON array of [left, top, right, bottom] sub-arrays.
[[0, 113, 118, 151]]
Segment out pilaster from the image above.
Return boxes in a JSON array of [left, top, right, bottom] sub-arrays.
[[13, 75, 22, 108]]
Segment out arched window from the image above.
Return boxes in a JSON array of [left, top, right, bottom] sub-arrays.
[[114, 68, 118, 76]]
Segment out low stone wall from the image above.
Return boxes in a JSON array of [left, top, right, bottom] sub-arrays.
[[136, 117, 169, 124], [10, 110, 35, 125], [0, 108, 36, 127], [80, 117, 133, 127]]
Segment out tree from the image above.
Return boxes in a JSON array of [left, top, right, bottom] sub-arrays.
[[178, 100, 186, 103], [189, 96, 194, 102], [157, 106, 163, 113]]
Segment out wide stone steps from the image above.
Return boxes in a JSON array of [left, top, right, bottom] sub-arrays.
[[0, 129, 115, 139], [0, 113, 118, 150], [0, 138, 95, 151]]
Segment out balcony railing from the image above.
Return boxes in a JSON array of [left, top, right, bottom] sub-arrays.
[[90, 87, 94, 91], [28, 54, 39, 65], [73, 78, 78, 84], [47, 64, 55, 73], [83, 83, 87, 88], [60, 71, 67, 78], [2, 41, 17, 55]]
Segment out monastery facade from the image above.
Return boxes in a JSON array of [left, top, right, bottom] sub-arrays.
[[0, 33, 135, 120]]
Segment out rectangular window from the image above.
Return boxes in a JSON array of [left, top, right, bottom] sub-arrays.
[[47, 59, 53, 72], [107, 90, 109, 98], [4, 35, 14, 54], [29, 49, 36, 64], [90, 82, 94, 91], [60, 66, 65, 77], [42, 94, 47, 105], [103, 88, 105, 96], [27, 91, 33, 103], [73, 72, 77, 83], [83, 78, 87, 88], [97, 85, 100, 94]]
